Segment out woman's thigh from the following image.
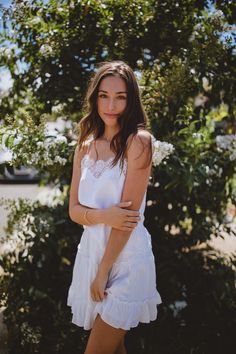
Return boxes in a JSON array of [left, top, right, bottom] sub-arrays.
[[84, 314, 128, 354]]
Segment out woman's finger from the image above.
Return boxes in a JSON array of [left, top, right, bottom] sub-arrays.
[[97, 293, 102, 302], [94, 289, 101, 302], [126, 217, 139, 223], [117, 201, 132, 208], [124, 221, 137, 229], [122, 226, 134, 231], [127, 210, 140, 217]]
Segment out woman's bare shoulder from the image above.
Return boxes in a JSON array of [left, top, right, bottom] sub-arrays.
[[75, 136, 93, 157], [126, 129, 152, 151], [73, 138, 92, 168]]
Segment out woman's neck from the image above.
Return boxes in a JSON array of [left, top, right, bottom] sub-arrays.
[[102, 128, 119, 142]]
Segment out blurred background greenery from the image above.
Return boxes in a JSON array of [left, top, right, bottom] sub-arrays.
[[0, 1, 235, 353]]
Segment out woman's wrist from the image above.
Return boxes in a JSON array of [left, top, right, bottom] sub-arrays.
[[98, 261, 111, 275], [87, 208, 106, 225], [83, 209, 92, 225]]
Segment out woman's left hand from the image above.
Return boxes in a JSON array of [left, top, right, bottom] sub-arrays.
[[90, 267, 109, 302]]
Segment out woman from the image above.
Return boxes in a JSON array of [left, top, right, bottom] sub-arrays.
[[67, 60, 162, 354]]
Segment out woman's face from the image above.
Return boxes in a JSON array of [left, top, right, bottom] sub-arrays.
[[97, 75, 127, 129]]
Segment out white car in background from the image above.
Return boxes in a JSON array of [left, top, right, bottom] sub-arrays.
[[0, 147, 40, 182]]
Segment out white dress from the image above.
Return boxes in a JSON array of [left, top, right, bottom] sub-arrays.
[[67, 142, 162, 330]]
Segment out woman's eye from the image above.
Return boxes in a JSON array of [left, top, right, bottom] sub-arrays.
[[99, 94, 107, 98], [117, 96, 127, 100]]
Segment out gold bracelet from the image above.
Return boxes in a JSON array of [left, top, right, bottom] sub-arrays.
[[83, 209, 92, 225]]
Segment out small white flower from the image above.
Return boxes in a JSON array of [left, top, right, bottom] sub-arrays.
[[169, 300, 187, 317], [192, 132, 202, 138], [194, 94, 208, 107], [45, 158, 54, 166], [218, 168, 223, 177], [68, 140, 77, 146], [202, 163, 223, 178], [0, 47, 13, 60], [216, 134, 236, 161], [151, 135, 174, 166], [54, 156, 67, 165], [194, 23, 203, 31], [0, 149, 13, 163], [39, 44, 53, 56], [33, 77, 42, 89], [188, 30, 198, 42], [36, 141, 44, 147], [13, 136, 23, 145], [230, 150, 236, 161], [213, 10, 224, 19], [28, 16, 42, 25], [55, 135, 67, 144], [51, 104, 64, 114]]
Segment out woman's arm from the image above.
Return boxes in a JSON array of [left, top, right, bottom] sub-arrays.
[[98, 131, 152, 273], [90, 131, 153, 302], [68, 144, 101, 225], [69, 144, 141, 231]]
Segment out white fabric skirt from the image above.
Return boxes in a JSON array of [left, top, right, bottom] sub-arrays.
[[67, 228, 162, 331]]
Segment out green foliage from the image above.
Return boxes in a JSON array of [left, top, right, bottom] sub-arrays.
[[2, 0, 235, 118], [0, 196, 89, 354], [0, 112, 76, 184], [0, 0, 153, 115], [126, 247, 236, 354], [0, 1, 236, 353]]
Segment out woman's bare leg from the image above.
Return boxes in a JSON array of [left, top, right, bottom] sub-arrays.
[[114, 336, 127, 354], [84, 314, 128, 354]]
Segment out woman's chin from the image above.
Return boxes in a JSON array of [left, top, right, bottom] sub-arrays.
[[101, 117, 119, 127]]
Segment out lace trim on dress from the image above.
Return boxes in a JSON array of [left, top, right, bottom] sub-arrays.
[[81, 154, 128, 178]]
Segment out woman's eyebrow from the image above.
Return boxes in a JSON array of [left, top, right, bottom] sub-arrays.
[[98, 90, 127, 94]]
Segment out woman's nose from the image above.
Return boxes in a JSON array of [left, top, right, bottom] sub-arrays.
[[108, 99, 116, 110]]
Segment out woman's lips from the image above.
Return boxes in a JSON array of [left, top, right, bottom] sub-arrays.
[[104, 113, 119, 118]]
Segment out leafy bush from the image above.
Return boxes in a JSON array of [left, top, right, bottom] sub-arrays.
[[0, 195, 90, 354], [0, 1, 236, 353]]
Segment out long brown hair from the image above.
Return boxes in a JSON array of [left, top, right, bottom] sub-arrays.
[[77, 60, 151, 169]]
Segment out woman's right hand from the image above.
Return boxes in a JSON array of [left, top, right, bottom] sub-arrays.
[[103, 201, 141, 231]]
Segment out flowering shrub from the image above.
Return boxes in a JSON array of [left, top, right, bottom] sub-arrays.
[[0, 196, 87, 354], [0, 115, 76, 184], [1, 109, 235, 354], [0, 115, 175, 181]]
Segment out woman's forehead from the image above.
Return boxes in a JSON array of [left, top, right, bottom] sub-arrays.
[[98, 76, 127, 93]]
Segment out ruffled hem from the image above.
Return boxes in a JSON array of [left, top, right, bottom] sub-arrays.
[[67, 291, 162, 331], [67, 235, 162, 330]]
